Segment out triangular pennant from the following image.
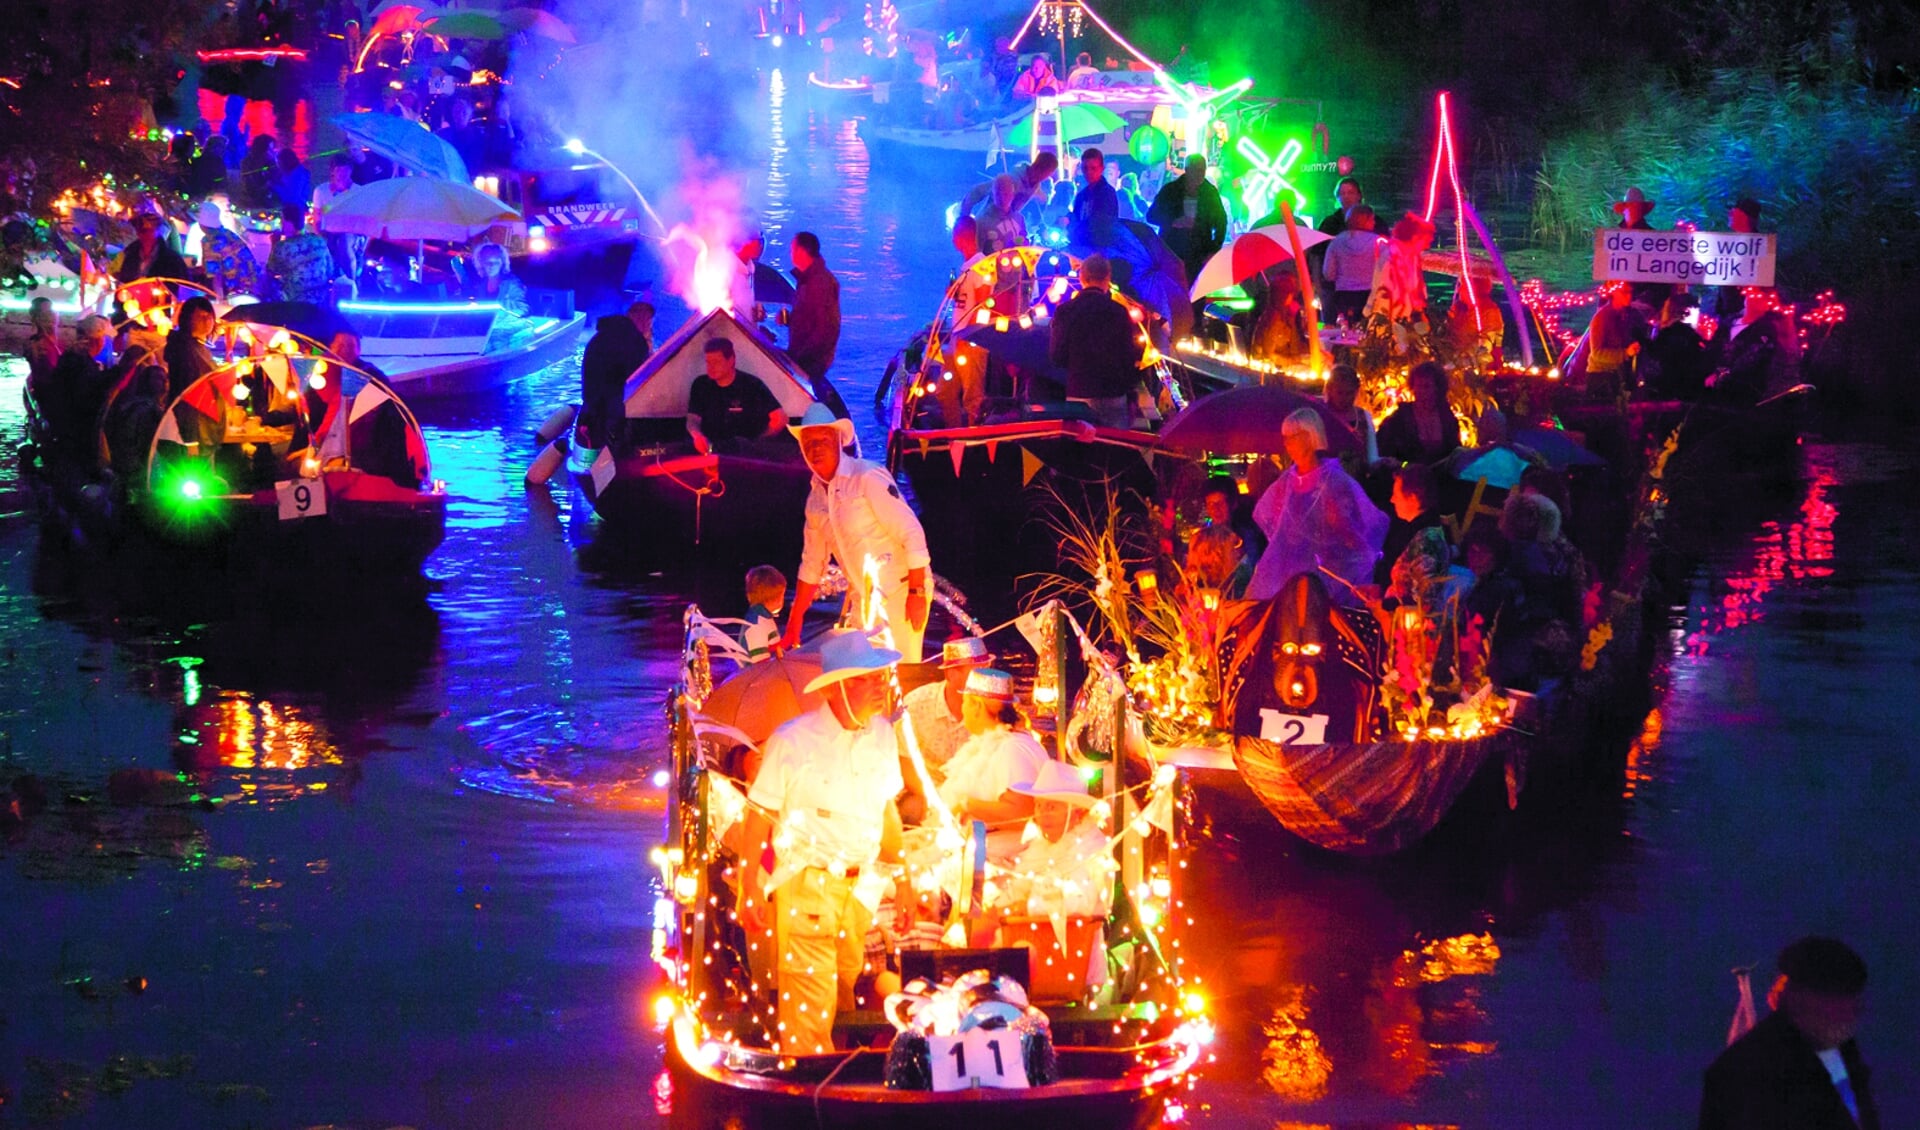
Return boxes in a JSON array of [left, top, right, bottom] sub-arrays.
[[1021, 448, 1044, 486], [1141, 448, 1156, 470], [917, 437, 930, 460], [948, 441, 966, 476], [590, 447, 617, 494], [985, 440, 1000, 463], [348, 382, 393, 424]]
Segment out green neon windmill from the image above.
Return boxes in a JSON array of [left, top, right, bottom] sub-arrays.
[[1236, 135, 1307, 220]]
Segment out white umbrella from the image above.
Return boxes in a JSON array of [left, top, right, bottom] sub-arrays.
[[317, 177, 523, 243]]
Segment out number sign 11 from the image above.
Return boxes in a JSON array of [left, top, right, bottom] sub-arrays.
[[928, 1029, 1030, 1091]]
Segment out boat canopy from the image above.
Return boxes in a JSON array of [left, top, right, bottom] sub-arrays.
[[622, 306, 818, 420], [146, 353, 432, 496]]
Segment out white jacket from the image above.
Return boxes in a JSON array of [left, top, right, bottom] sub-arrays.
[[798, 455, 932, 600]]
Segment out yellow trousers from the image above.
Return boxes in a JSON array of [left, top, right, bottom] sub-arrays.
[[773, 868, 872, 1055]]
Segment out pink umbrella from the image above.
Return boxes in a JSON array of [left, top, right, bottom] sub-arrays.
[[1188, 224, 1335, 300]]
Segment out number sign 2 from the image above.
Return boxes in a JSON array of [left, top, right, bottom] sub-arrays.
[[1258, 709, 1329, 745], [928, 1029, 1030, 1092], [276, 478, 329, 521]]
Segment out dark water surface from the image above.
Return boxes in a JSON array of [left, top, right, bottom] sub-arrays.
[[3, 74, 1916, 1128]]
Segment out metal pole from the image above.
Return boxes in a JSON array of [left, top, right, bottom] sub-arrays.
[[1053, 603, 1072, 741]]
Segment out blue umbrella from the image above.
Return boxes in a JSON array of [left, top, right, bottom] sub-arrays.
[[1511, 425, 1606, 470], [1455, 446, 1532, 489], [331, 111, 469, 183]]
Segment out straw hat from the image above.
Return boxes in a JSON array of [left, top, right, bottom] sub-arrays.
[[1012, 760, 1099, 808], [962, 668, 1016, 702], [940, 637, 994, 668], [787, 401, 856, 446], [801, 631, 902, 694]]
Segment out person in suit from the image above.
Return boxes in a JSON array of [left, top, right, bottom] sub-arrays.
[[1700, 936, 1878, 1130]]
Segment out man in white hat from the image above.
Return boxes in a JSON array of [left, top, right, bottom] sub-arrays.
[[900, 637, 994, 795], [1000, 759, 1113, 919], [739, 630, 910, 1055], [779, 403, 934, 663], [977, 760, 1115, 982]]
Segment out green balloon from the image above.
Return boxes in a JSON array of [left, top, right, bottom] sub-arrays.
[[1128, 124, 1169, 165]]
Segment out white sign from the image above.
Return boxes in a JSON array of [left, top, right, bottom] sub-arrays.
[[276, 478, 328, 521], [928, 1029, 1029, 1092], [1259, 709, 1329, 745], [590, 448, 618, 495], [1592, 229, 1776, 287]]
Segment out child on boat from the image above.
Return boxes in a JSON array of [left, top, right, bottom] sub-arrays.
[[740, 565, 786, 662]]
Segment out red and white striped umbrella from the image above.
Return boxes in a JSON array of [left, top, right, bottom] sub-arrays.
[[1188, 225, 1335, 300]]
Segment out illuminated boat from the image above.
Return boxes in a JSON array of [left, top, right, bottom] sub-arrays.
[[881, 246, 1193, 583], [1, 251, 114, 343], [1169, 434, 1671, 855], [480, 147, 655, 310], [339, 297, 586, 399], [133, 351, 448, 572], [569, 306, 837, 552], [651, 613, 1211, 1127]]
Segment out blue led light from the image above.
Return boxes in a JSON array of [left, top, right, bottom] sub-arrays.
[[339, 300, 504, 315]]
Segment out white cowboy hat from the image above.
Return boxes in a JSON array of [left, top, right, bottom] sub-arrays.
[[801, 630, 903, 694], [787, 401, 856, 446], [1012, 759, 1098, 808]]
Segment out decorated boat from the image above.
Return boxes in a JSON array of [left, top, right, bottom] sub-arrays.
[[339, 296, 585, 399], [569, 306, 839, 551], [137, 352, 447, 572], [650, 610, 1212, 1127], [23, 283, 446, 575], [881, 245, 1196, 584]]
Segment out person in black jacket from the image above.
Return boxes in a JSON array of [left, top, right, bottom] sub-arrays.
[[163, 296, 219, 399], [579, 302, 653, 449], [1700, 936, 1877, 1130], [1047, 254, 1144, 429], [1641, 292, 1711, 401], [113, 213, 191, 286], [1146, 155, 1228, 289], [1376, 361, 1462, 467]]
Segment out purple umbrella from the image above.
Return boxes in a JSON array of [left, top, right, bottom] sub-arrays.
[[1155, 384, 1358, 457]]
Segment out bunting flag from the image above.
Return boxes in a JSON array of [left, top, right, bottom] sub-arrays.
[[348, 381, 392, 425], [1021, 448, 1045, 486], [985, 123, 1004, 170], [1140, 779, 1176, 834], [985, 440, 1000, 464], [590, 447, 618, 494], [948, 441, 966, 476], [1013, 607, 1047, 653], [918, 437, 930, 459]]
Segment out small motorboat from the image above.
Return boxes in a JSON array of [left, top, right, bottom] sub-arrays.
[[339, 297, 586, 399], [570, 306, 840, 552]]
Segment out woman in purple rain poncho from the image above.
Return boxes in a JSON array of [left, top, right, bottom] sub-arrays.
[[1248, 407, 1391, 602]]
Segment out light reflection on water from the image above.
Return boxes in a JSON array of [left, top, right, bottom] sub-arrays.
[[2, 72, 1918, 1129]]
